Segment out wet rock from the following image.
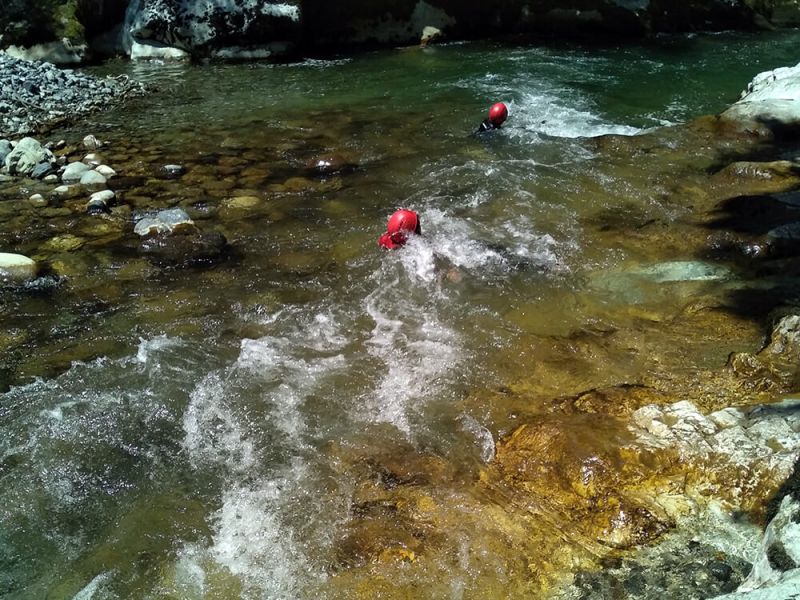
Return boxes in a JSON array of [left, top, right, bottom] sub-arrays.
[[83, 135, 101, 150], [728, 315, 800, 390], [139, 230, 228, 264], [304, 153, 357, 177], [27, 193, 47, 207], [134, 208, 198, 237], [51, 184, 83, 200], [714, 493, 800, 599], [41, 234, 85, 253], [135, 208, 227, 264], [0, 253, 37, 283], [61, 161, 92, 184], [159, 164, 186, 179], [79, 170, 108, 191], [87, 190, 115, 214], [95, 165, 116, 179]]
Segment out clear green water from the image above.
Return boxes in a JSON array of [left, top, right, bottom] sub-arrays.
[[1, 30, 799, 599]]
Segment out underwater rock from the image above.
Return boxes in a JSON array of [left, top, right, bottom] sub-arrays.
[[135, 208, 227, 264], [134, 208, 197, 237]]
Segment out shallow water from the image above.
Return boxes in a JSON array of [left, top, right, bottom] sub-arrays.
[[2, 30, 800, 599]]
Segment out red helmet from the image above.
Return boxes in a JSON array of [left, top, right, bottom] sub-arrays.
[[378, 209, 421, 249], [488, 102, 508, 126]]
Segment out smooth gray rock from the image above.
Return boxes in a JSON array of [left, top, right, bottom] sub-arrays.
[[61, 161, 92, 183], [79, 170, 107, 190]]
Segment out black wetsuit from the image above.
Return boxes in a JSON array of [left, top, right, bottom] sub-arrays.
[[475, 119, 501, 135]]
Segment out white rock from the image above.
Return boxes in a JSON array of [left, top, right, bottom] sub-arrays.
[[95, 165, 116, 178], [722, 62, 800, 126], [90, 190, 115, 204], [61, 161, 91, 183], [0, 253, 37, 282]]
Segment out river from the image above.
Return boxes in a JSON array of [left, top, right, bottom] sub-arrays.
[[2, 30, 800, 599]]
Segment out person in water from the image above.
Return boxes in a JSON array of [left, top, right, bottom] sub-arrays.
[[476, 102, 508, 134], [378, 208, 421, 249]]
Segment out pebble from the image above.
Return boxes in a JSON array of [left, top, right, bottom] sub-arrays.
[[0, 252, 37, 283]]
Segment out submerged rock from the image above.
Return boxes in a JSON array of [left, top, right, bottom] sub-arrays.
[[134, 208, 227, 264]]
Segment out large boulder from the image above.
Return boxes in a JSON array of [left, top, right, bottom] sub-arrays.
[[121, 0, 302, 59], [720, 62, 800, 133]]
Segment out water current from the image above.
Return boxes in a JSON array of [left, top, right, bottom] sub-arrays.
[[2, 30, 800, 599]]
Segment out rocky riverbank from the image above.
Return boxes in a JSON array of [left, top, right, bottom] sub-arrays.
[[0, 51, 146, 138]]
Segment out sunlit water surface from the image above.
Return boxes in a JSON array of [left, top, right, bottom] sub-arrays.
[[2, 31, 800, 599]]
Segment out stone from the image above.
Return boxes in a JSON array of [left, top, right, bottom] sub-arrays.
[[0, 139, 13, 164], [4, 137, 55, 177], [83, 135, 101, 150], [722, 62, 800, 130], [61, 161, 92, 183], [43, 174, 59, 184], [29, 161, 54, 179], [86, 190, 116, 214], [83, 153, 103, 167], [160, 164, 186, 179], [716, 495, 800, 598], [139, 230, 228, 264], [0, 253, 37, 283], [41, 234, 85, 252], [95, 165, 116, 178], [134, 208, 196, 237], [79, 170, 108, 190], [27, 193, 47, 207], [51, 184, 83, 200]]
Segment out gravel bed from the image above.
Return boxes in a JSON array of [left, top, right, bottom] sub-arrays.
[[0, 51, 146, 138]]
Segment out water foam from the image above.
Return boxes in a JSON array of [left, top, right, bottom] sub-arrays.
[[363, 252, 463, 434]]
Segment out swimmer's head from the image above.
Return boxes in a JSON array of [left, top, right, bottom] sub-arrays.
[[488, 102, 508, 127], [378, 209, 421, 249]]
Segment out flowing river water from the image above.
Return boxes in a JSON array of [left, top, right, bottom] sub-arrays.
[[2, 30, 800, 599]]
